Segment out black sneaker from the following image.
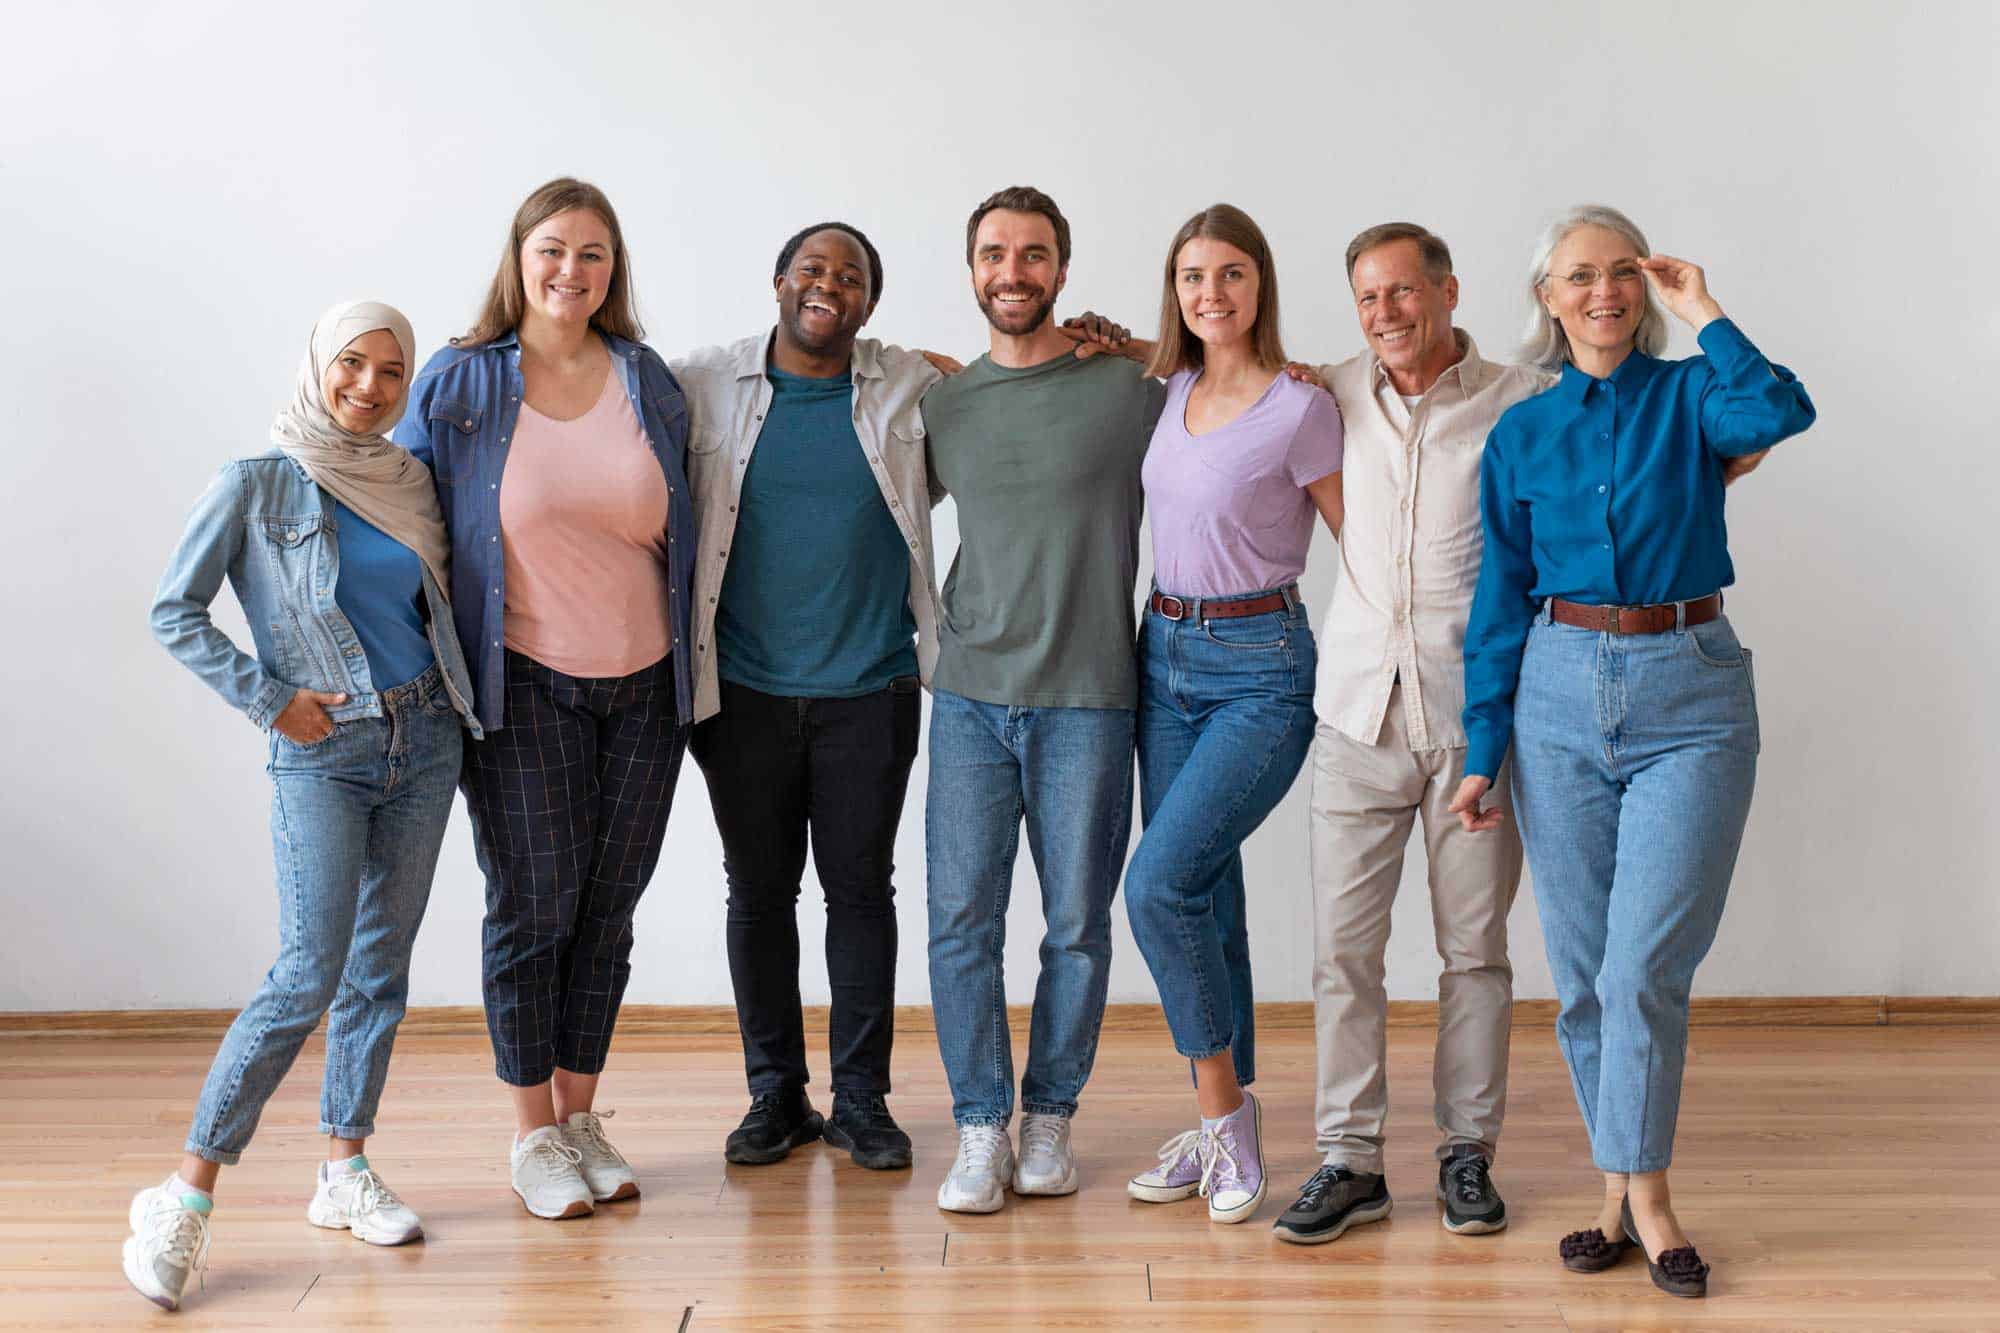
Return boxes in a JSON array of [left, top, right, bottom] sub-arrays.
[[724, 1090, 823, 1165], [822, 1093, 913, 1170], [1437, 1144, 1507, 1234], [1271, 1164, 1393, 1245]]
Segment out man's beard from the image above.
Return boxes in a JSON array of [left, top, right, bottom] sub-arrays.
[[977, 284, 1055, 336]]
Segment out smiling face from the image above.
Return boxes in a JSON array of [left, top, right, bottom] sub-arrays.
[[1350, 238, 1459, 378], [320, 328, 407, 433], [970, 208, 1065, 336], [1541, 224, 1647, 363], [775, 228, 875, 355], [1175, 237, 1262, 353], [520, 207, 614, 328]]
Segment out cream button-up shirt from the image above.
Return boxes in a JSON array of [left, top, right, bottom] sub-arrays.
[[1314, 332, 1553, 751], [674, 332, 943, 724]]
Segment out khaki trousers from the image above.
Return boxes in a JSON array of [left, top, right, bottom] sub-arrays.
[[1308, 680, 1523, 1172]]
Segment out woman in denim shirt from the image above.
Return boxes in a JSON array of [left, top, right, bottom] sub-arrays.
[[125, 302, 479, 1312], [1451, 206, 1815, 1298], [394, 178, 694, 1221]]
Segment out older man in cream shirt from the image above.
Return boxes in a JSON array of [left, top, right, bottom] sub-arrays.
[[1271, 222, 1550, 1245]]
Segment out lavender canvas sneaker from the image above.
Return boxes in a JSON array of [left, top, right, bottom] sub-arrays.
[[1202, 1092, 1266, 1224], [1127, 1128, 1205, 1203]]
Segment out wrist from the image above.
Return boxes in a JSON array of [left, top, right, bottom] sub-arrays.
[[1689, 298, 1726, 332]]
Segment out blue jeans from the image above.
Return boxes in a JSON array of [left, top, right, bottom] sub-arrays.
[[1125, 595, 1316, 1086], [925, 688, 1134, 1127], [1509, 609, 1759, 1174], [186, 665, 462, 1163]]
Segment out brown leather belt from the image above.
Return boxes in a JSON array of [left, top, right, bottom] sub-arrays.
[[1150, 586, 1297, 621], [1549, 593, 1722, 635]]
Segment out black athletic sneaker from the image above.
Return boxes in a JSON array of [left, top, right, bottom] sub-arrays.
[[1271, 1164, 1393, 1245], [1437, 1144, 1507, 1234], [823, 1093, 913, 1170], [724, 1090, 824, 1165]]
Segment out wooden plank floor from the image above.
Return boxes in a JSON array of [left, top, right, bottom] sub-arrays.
[[3, 1024, 1995, 1330]]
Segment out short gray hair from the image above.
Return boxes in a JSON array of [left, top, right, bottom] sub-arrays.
[[1519, 204, 1669, 371]]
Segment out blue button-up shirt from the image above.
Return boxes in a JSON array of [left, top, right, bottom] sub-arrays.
[[1462, 319, 1816, 778], [393, 330, 695, 730]]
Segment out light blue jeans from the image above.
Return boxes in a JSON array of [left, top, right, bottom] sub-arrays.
[[186, 665, 462, 1163], [1509, 608, 1759, 1174], [925, 688, 1134, 1127], [1125, 595, 1316, 1087]]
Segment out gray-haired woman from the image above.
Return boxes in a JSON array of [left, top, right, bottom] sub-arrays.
[[1451, 205, 1815, 1298]]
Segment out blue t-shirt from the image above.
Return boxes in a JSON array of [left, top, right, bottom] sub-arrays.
[[715, 365, 917, 697], [332, 499, 434, 691]]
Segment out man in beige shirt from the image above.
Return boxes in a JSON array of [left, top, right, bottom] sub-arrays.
[[1272, 223, 1550, 1246]]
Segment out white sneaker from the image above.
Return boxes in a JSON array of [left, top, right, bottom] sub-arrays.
[[561, 1109, 638, 1202], [1127, 1128, 1205, 1203], [121, 1177, 211, 1311], [307, 1157, 423, 1245], [509, 1125, 595, 1219], [936, 1124, 1015, 1214], [1012, 1113, 1078, 1195]]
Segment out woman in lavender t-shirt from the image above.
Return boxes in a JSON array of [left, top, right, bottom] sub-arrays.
[[1121, 205, 1344, 1227]]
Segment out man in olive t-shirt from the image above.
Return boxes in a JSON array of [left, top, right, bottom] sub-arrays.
[[924, 186, 1165, 1216]]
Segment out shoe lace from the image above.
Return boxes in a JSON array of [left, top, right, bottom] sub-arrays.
[[528, 1134, 585, 1176], [1021, 1115, 1066, 1156], [345, 1167, 405, 1216], [841, 1094, 892, 1127], [1445, 1152, 1491, 1203], [148, 1198, 212, 1286], [1197, 1125, 1246, 1198], [1152, 1128, 1203, 1174], [956, 1124, 1007, 1172], [1295, 1163, 1352, 1209], [571, 1110, 628, 1165]]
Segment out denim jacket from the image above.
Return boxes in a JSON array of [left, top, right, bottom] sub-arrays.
[[151, 451, 483, 737], [393, 330, 695, 730]]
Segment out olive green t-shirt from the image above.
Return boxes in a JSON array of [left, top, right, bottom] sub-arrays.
[[923, 352, 1167, 709]]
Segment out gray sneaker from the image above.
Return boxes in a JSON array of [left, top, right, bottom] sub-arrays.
[[1272, 1163, 1394, 1245]]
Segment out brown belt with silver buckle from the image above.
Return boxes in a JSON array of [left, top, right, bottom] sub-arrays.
[[1549, 593, 1722, 635], [1149, 586, 1297, 621]]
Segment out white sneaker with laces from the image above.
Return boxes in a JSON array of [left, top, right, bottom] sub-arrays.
[[306, 1157, 423, 1245], [510, 1125, 595, 1219], [561, 1109, 639, 1202], [936, 1124, 1015, 1214], [1012, 1113, 1078, 1195], [1127, 1128, 1205, 1203], [121, 1177, 212, 1311]]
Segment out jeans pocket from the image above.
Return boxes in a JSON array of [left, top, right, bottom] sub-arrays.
[[1685, 619, 1747, 669], [1200, 613, 1288, 651]]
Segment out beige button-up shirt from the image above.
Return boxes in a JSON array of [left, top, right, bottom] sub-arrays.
[[1313, 332, 1553, 751], [675, 333, 943, 724]]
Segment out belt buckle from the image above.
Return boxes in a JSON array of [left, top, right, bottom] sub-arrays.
[[1604, 606, 1621, 634], [1157, 594, 1187, 621]]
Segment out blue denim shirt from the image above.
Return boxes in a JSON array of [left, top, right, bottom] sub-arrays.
[[393, 330, 696, 731], [151, 451, 483, 737]]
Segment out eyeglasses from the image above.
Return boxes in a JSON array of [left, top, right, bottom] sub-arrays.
[[1548, 263, 1645, 289]]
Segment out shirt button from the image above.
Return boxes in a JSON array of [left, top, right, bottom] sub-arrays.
[[1601, 543, 1611, 550], [491, 536, 498, 543], [490, 483, 497, 491], [463, 419, 473, 428], [1600, 432, 1610, 441], [1597, 484, 1607, 493], [1399, 499, 1410, 511]]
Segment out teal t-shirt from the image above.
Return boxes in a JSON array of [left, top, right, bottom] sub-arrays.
[[331, 499, 434, 691], [714, 364, 917, 697], [923, 352, 1166, 709]]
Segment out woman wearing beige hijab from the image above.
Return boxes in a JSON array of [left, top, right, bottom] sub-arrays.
[[122, 301, 481, 1312]]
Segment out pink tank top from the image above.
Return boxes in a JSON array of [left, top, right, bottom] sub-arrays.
[[500, 367, 672, 678]]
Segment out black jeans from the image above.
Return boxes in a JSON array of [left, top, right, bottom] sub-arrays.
[[690, 676, 920, 1097]]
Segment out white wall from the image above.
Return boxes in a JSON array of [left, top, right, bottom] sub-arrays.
[[4, 0, 1995, 1012]]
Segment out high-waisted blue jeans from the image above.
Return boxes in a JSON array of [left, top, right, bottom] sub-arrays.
[[186, 664, 462, 1163], [1509, 608, 1759, 1174], [1125, 593, 1317, 1086]]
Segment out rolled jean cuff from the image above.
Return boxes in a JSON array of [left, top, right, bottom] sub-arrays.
[[955, 1114, 1010, 1129], [1174, 1038, 1232, 1062], [1020, 1103, 1073, 1120], [1594, 1152, 1671, 1174], [320, 1120, 375, 1140], [183, 1139, 243, 1167]]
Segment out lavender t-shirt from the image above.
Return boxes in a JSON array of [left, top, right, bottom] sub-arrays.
[[1142, 369, 1344, 598]]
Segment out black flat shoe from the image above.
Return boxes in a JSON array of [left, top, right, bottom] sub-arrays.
[[1558, 1226, 1638, 1273], [1623, 1198, 1711, 1298]]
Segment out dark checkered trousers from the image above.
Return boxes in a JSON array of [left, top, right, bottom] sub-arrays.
[[464, 649, 686, 1086]]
